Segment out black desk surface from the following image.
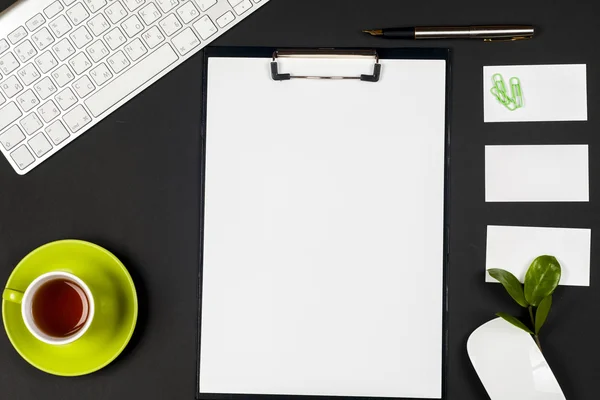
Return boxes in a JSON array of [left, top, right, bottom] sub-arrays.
[[0, 1, 598, 399]]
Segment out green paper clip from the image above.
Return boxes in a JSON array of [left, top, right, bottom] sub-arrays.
[[490, 73, 524, 112], [490, 87, 518, 111], [510, 77, 523, 108], [490, 86, 510, 105], [492, 73, 508, 94]]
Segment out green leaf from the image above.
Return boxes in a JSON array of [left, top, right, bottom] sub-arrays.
[[496, 312, 534, 335], [535, 295, 552, 334], [488, 269, 529, 307], [524, 256, 562, 306]]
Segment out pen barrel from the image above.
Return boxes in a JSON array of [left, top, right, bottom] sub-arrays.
[[415, 26, 534, 40], [382, 27, 415, 39]]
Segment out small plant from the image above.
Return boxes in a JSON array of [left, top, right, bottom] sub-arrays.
[[488, 255, 562, 352]]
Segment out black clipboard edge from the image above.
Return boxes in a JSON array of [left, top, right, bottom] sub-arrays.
[[196, 46, 452, 400]]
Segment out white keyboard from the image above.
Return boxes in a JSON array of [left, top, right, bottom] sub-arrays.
[[0, 0, 269, 174]]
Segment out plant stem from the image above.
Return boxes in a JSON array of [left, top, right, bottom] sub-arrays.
[[534, 335, 543, 352], [528, 306, 535, 326], [528, 306, 543, 352]]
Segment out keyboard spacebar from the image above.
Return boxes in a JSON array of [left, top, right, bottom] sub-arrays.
[[85, 44, 179, 117]]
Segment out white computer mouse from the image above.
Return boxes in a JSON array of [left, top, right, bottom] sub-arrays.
[[467, 317, 566, 400]]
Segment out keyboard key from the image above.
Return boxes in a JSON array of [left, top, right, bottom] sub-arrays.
[[83, 0, 108, 13], [107, 51, 130, 74], [20, 112, 43, 135], [52, 38, 76, 61], [124, 38, 147, 61], [16, 89, 40, 112], [122, 15, 144, 37], [69, 52, 92, 74], [1, 76, 24, 98], [63, 105, 91, 132], [0, 40, 9, 55], [123, 0, 146, 11], [104, 28, 127, 50], [8, 27, 28, 45], [160, 14, 183, 36], [216, 11, 235, 28], [139, 3, 162, 25], [171, 28, 200, 55], [87, 40, 110, 62], [33, 77, 58, 100], [38, 100, 61, 123], [90, 63, 113, 86], [49, 15, 73, 38], [70, 26, 93, 49], [197, 0, 217, 11], [45, 120, 70, 144], [67, 3, 90, 26], [73, 76, 95, 98], [0, 53, 20, 75], [28, 132, 53, 157], [44, 1, 65, 19], [17, 63, 42, 85], [193, 15, 217, 40], [64, 0, 78, 5], [141, 26, 166, 49], [35, 51, 58, 73], [105, 1, 128, 24], [55, 88, 78, 110], [31, 27, 55, 51], [26, 14, 46, 32], [0, 102, 23, 131], [157, 0, 178, 13], [85, 43, 178, 117], [87, 14, 111, 36], [177, 2, 200, 23], [234, 0, 252, 15], [51, 65, 75, 87], [0, 125, 25, 151], [10, 145, 35, 170], [14, 40, 37, 63], [0, 92, 5, 105]]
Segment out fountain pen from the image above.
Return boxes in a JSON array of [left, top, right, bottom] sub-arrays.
[[362, 25, 535, 41]]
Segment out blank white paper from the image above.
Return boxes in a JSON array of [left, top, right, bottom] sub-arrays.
[[485, 145, 589, 202], [484, 64, 587, 123], [486, 225, 591, 287], [200, 57, 447, 399]]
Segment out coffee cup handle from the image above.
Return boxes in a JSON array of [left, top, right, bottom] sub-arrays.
[[2, 289, 24, 304]]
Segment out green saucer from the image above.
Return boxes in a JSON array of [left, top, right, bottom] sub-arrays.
[[2, 240, 138, 376]]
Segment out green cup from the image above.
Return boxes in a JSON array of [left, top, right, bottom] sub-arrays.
[[2, 240, 138, 376]]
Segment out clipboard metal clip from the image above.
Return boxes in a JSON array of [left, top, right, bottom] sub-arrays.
[[271, 49, 382, 83]]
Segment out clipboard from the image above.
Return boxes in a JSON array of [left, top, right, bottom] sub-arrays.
[[197, 47, 451, 400]]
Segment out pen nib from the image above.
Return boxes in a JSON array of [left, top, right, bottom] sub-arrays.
[[362, 29, 383, 36]]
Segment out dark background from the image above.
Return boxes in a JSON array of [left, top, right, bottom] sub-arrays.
[[0, 0, 597, 399]]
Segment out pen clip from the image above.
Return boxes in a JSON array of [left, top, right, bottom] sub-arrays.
[[483, 36, 532, 42]]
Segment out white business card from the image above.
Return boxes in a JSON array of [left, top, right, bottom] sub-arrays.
[[485, 145, 589, 203], [486, 225, 591, 287], [484, 64, 587, 123]]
